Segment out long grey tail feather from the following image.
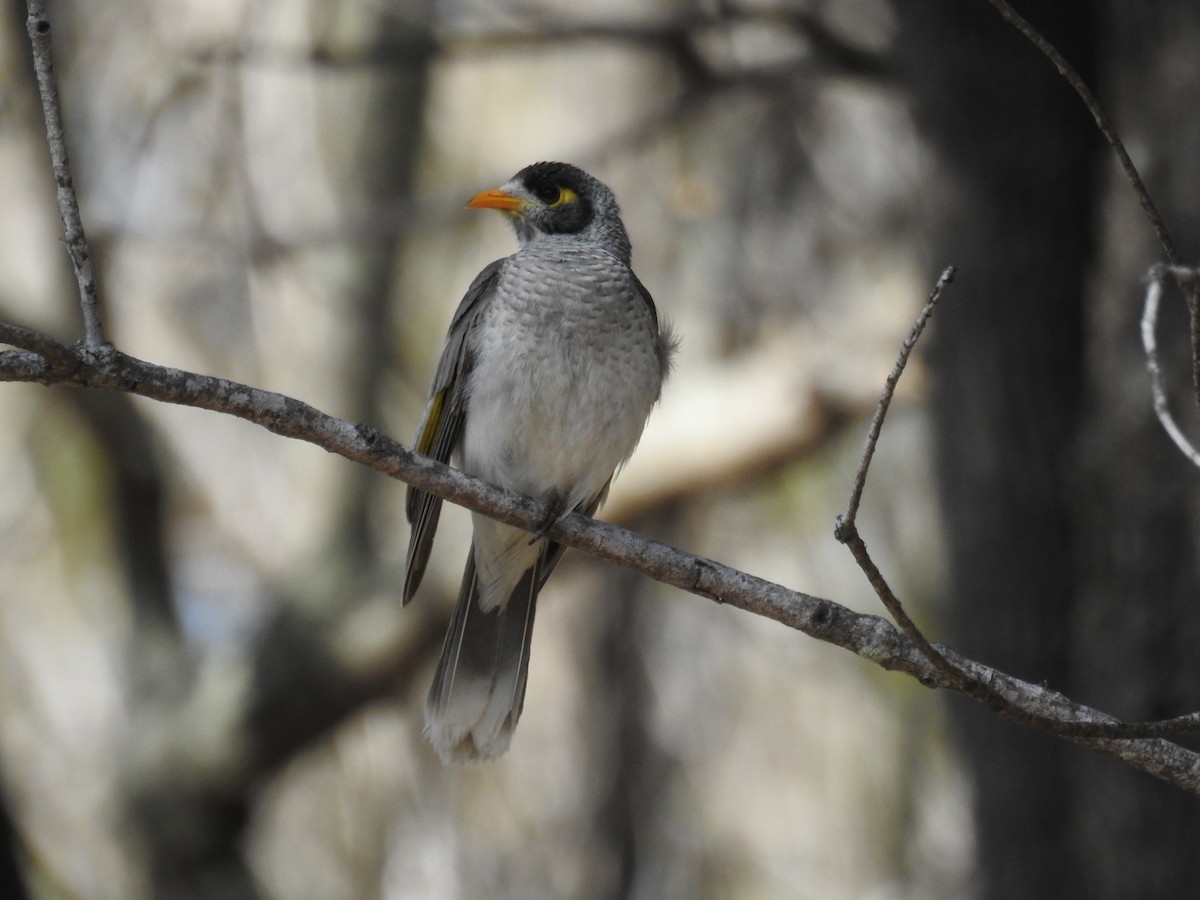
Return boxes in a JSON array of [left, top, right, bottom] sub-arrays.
[[425, 546, 539, 764]]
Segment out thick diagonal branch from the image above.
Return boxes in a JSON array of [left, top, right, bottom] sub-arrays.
[[2, 335, 1200, 793]]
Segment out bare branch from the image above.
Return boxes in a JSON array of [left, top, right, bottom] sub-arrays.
[[0, 321, 78, 370], [24, 0, 108, 348], [2, 335, 1200, 792], [983, 0, 1200, 414], [835, 266, 962, 688], [839, 266, 955, 531], [9, 0, 1200, 807], [834, 268, 1200, 750], [1142, 265, 1200, 467]]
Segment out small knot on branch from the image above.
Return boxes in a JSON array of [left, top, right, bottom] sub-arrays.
[[355, 422, 380, 448], [833, 514, 854, 544], [74, 340, 116, 368]]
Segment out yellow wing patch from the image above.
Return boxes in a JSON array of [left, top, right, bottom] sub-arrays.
[[416, 390, 445, 455]]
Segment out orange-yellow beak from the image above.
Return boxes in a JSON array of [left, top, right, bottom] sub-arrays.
[[466, 188, 523, 212]]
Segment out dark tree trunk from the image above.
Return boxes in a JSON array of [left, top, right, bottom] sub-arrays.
[[900, 2, 1098, 896], [904, 1, 1200, 896], [1070, 1, 1200, 896]]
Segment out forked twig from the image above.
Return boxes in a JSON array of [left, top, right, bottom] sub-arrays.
[[835, 267, 965, 689], [836, 268, 1200, 740]]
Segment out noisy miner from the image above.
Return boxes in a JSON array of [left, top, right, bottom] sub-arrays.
[[404, 161, 677, 764]]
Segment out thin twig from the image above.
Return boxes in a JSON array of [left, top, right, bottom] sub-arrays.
[[838, 524, 969, 689], [0, 321, 78, 370], [25, 0, 108, 348], [983, 0, 1200, 416], [839, 265, 955, 531], [835, 266, 968, 689], [1142, 266, 1200, 467], [830, 267, 1200, 744]]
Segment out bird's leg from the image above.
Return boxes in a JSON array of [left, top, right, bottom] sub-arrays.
[[528, 489, 568, 544]]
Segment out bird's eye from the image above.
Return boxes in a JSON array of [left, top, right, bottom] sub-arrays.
[[533, 184, 562, 205]]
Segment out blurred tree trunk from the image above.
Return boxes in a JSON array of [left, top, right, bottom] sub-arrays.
[[0, 769, 27, 900], [1071, 1, 1200, 896], [590, 509, 688, 900], [900, 2, 1092, 897], [320, 7, 434, 571], [903, 1, 1200, 896], [117, 4, 436, 897]]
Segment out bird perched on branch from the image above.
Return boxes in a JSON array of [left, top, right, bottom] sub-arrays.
[[404, 162, 676, 764]]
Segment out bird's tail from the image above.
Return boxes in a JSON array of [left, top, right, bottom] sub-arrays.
[[425, 546, 540, 764]]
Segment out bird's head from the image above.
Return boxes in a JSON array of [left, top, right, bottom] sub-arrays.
[[467, 162, 632, 262]]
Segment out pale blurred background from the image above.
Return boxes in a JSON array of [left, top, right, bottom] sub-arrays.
[[1, 1, 1199, 898]]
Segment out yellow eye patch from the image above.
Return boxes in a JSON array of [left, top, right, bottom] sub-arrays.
[[548, 186, 578, 208]]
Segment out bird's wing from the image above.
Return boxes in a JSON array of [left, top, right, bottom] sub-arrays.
[[403, 259, 505, 605], [629, 269, 659, 327], [630, 269, 678, 381]]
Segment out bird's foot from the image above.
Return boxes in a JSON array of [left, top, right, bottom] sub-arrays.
[[529, 491, 568, 544]]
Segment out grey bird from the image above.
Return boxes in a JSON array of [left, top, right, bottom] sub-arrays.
[[404, 161, 676, 764]]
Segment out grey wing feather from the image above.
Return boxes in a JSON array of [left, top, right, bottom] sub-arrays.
[[403, 259, 505, 604], [630, 270, 678, 383]]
